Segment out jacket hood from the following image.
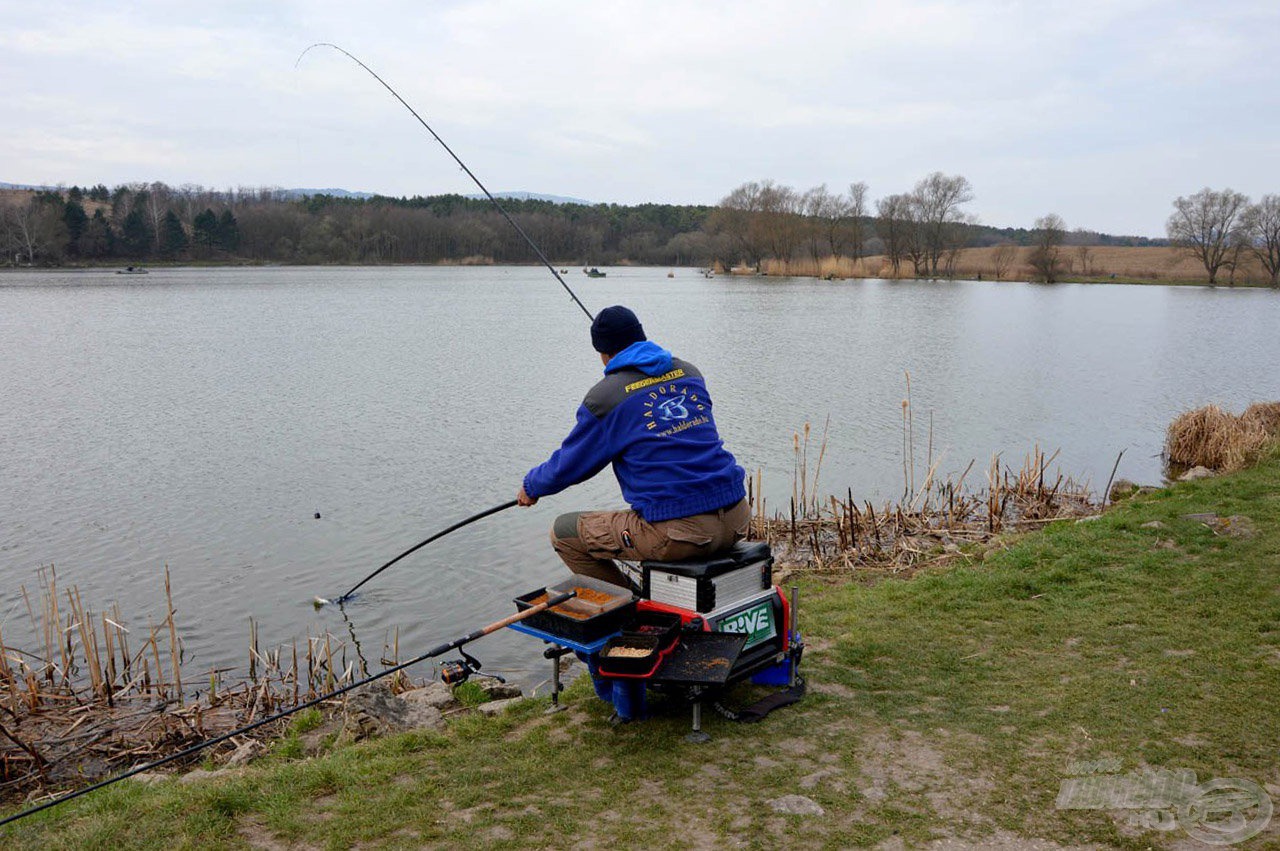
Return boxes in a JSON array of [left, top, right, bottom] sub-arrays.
[[604, 340, 673, 377]]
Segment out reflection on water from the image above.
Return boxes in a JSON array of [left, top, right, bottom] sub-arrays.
[[1, 266, 1277, 684]]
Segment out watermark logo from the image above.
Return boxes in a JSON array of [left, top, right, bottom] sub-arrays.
[[1057, 761, 1272, 845]]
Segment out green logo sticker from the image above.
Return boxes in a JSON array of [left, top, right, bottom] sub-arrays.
[[718, 600, 776, 649]]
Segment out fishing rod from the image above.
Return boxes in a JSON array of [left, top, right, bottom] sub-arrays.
[[0, 590, 576, 831], [295, 42, 594, 322], [314, 499, 518, 607]]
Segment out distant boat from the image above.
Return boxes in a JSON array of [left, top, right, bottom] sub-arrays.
[[116, 266, 148, 275], [667, 270, 674, 278], [583, 267, 606, 278]]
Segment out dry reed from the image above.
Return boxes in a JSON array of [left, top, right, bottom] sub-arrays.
[[1164, 403, 1278, 472], [1242, 401, 1280, 436], [752, 444, 1097, 576], [0, 569, 403, 802], [752, 399, 1099, 576]]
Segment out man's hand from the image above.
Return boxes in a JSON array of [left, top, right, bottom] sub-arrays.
[[517, 485, 538, 507]]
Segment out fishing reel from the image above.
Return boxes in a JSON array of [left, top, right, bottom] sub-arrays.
[[439, 649, 503, 686]]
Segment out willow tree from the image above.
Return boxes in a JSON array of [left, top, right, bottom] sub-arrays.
[[1028, 214, 1067, 283], [1240, 195, 1280, 287], [1166, 187, 1249, 284]]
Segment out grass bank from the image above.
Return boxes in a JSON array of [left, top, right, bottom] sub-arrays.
[[4, 455, 1279, 849]]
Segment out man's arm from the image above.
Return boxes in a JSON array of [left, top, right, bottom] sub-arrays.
[[521, 404, 614, 501]]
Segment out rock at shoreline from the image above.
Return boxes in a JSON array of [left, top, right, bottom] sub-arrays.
[[1179, 466, 1217, 481], [1108, 479, 1141, 501], [130, 772, 167, 786], [225, 739, 264, 767], [344, 682, 445, 739], [471, 676, 522, 701], [401, 681, 460, 712]]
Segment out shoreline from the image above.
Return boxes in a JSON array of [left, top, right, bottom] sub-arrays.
[[3, 261, 1276, 289], [4, 449, 1277, 847]]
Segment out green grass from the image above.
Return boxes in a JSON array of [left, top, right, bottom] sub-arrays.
[[4, 455, 1279, 849]]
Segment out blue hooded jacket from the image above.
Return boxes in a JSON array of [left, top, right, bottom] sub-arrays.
[[523, 341, 746, 522]]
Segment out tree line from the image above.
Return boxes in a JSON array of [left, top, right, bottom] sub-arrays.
[[1, 183, 242, 265], [0, 182, 718, 267], [12, 178, 1271, 286]]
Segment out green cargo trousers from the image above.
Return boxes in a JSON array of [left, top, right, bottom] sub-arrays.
[[550, 499, 751, 588]]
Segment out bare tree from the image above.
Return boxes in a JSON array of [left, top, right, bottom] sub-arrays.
[[1075, 245, 1093, 276], [875, 193, 914, 277], [145, 182, 171, 252], [1166, 187, 1249, 284], [1028, 214, 1067, 283], [801, 185, 833, 266], [844, 181, 869, 261], [1, 194, 65, 264], [911, 172, 974, 276], [1240, 194, 1280, 287], [992, 243, 1017, 281], [1221, 233, 1249, 286], [707, 181, 766, 270], [757, 181, 802, 263]]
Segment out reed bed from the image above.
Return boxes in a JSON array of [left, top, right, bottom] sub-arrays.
[[0, 567, 397, 802], [1242, 401, 1280, 436], [1165, 402, 1280, 472], [747, 390, 1099, 576]]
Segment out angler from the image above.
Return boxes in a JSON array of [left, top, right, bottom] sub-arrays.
[[518, 305, 749, 589]]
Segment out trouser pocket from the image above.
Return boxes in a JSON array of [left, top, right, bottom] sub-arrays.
[[577, 512, 625, 557]]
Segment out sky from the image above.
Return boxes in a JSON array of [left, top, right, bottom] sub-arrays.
[[2, 0, 1277, 237]]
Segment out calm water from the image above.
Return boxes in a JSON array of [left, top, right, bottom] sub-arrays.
[[2, 266, 1277, 685]]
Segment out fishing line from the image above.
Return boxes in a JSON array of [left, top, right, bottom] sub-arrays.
[[314, 499, 518, 607], [295, 43, 594, 322], [0, 590, 575, 831]]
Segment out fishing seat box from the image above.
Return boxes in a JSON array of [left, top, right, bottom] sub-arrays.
[[640, 540, 772, 613]]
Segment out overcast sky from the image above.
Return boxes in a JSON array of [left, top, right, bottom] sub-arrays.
[[3, 0, 1276, 236]]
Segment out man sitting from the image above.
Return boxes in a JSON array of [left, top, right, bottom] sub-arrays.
[[517, 305, 749, 588]]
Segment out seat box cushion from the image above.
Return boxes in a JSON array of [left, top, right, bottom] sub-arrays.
[[640, 540, 772, 579]]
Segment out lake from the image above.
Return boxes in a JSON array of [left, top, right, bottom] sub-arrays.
[[2, 266, 1277, 686]]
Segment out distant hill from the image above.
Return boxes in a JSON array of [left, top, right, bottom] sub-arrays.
[[281, 188, 593, 205], [466, 191, 594, 205], [282, 187, 377, 200]]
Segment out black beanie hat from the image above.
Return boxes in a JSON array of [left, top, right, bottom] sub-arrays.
[[591, 305, 646, 354]]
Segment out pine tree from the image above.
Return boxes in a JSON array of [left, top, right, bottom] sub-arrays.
[[192, 208, 218, 250], [216, 210, 240, 252], [83, 209, 116, 258], [121, 208, 152, 257], [160, 210, 188, 257], [62, 200, 89, 256]]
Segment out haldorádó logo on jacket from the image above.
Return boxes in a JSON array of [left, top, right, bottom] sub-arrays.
[[523, 340, 746, 521]]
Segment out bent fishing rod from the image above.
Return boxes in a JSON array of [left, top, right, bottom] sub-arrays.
[[296, 42, 594, 322], [293, 45, 594, 604], [0, 590, 575, 831], [314, 499, 518, 607]]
